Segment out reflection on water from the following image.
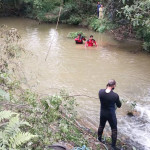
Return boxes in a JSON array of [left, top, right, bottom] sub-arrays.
[[0, 17, 150, 150]]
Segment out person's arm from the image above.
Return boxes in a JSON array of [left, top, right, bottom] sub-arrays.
[[94, 40, 98, 47], [115, 95, 122, 108], [85, 41, 88, 47], [98, 90, 101, 99], [75, 37, 78, 41], [82, 37, 86, 41]]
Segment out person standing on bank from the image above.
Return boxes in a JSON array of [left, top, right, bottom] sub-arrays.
[[98, 80, 122, 150], [99, 5, 104, 19], [97, 1, 101, 18]]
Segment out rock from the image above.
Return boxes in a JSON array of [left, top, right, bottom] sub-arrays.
[[47, 142, 73, 150]]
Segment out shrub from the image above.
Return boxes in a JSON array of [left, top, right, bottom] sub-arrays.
[[67, 15, 82, 25], [60, 3, 77, 20], [89, 17, 116, 33], [143, 42, 150, 52], [67, 31, 85, 38], [121, 0, 150, 52]]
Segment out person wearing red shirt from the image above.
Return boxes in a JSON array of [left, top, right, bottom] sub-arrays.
[[75, 34, 86, 44], [85, 35, 97, 47]]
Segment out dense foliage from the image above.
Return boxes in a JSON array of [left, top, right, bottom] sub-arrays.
[[120, 0, 150, 51]]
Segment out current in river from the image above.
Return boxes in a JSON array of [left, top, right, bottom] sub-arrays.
[[0, 17, 150, 150]]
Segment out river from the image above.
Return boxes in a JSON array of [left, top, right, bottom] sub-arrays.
[[0, 17, 150, 150]]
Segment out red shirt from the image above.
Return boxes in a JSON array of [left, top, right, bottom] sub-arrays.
[[75, 36, 86, 44], [87, 39, 97, 46]]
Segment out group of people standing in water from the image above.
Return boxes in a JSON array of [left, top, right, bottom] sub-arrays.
[[75, 34, 97, 47]]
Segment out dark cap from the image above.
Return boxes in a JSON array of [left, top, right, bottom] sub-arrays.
[[107, 79, 116, 86]]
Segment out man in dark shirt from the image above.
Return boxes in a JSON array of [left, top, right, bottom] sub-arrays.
[[98, 79, 121, 150]]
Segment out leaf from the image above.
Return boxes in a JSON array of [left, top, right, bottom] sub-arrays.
[[0, 110, 35, 149], [0, 110, 17, 122], [67, 31, 85, 38], [4, 114, 21, 137], [0, 89, 10, 101], [4, 114, 32, 137], [9, 132, 38, 148]]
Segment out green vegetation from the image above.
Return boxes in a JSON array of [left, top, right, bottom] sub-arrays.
[[67, 31, 85, 38], [0, 110, 37, 149], [88, 17, 116, 33], [119, 0, 150, 52]]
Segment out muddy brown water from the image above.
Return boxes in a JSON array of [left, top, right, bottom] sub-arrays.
[[1, 17, 150, 150]]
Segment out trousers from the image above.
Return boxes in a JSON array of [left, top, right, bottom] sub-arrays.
[[98, 111, 117, 147]]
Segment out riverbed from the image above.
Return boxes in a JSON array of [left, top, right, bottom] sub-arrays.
[[1, 17, 150, 150]]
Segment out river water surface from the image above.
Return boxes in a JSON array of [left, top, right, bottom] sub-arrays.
[[1, 17, 150, 150]]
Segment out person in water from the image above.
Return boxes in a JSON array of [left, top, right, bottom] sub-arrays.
[[85, 35, 97, 47], [75, 34, 86, 44], [98, 79, 122, 150]]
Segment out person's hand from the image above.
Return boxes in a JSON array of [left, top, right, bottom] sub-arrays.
[[85, 43, 87, 47]]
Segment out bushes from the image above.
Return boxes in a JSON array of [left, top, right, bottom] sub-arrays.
[[143, 42, 150, 52], [67, 31, 85, 38], [135, 26, 150, 52], [89, 17, 116, 33], [120, 0, 150, 52], [67, 15, 82, 25], [60, 3, 77, 20]]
